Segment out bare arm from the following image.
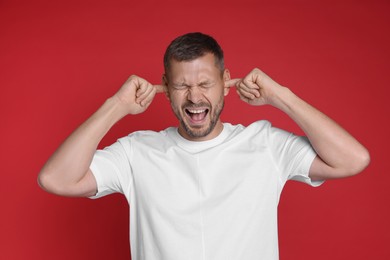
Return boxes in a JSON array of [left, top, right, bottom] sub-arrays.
[[38, 75, 165, 197], [228, 68, 370, 180]]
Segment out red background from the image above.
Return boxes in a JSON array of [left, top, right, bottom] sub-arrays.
[[1, 0, 389, 259]]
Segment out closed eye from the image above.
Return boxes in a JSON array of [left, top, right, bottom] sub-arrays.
[[172, 83, 189, 90], [198, 81, 215, 89], [171, 81, 216, 91]]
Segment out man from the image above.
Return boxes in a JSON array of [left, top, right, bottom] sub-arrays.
[[38, 32, 370, 259]]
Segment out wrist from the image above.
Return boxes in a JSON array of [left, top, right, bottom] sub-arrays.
[[268, 85, 294, 110], [95, 96, 130, 127]]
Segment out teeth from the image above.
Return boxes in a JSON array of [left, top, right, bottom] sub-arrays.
[[188, 109, 206, 114]]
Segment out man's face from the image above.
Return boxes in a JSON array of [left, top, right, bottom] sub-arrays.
[[164, 53, 230, 141]]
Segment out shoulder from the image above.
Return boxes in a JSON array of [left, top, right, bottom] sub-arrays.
[[221, 120, 274, 145], [247, 120, 273, 130], [224, 120, 272, 132], [236, 120, 274, 136], [117, 127, 176, 149]]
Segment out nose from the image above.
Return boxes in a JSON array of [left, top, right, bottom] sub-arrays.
[[187, 86, 203, 104]]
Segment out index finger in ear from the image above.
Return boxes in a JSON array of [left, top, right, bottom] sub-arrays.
[[154, 84, 167, 94], [225, 78, 241, 88]]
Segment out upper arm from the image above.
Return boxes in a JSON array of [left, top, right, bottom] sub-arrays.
[[73, 169, 98, 197], [38, 169, 98, 198], [309, 155, 343, 181], [309, 150, 370, 181]]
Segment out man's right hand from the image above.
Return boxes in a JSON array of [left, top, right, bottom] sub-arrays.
[[113, 75, 166, 115], [38, 75, 166, 197]]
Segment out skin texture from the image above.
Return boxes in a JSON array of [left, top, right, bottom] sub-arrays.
[[163, 53, 231, 141], [37, 53, 370, 197]]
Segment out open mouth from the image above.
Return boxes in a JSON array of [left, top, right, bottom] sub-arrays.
[[185, 108, 209, 123]]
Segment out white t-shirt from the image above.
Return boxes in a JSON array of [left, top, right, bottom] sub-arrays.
[[90, 120, 322, 260]]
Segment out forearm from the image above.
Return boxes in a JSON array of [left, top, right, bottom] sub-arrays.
[[273, 87, 370, 178], [38, 96, 128, 195]]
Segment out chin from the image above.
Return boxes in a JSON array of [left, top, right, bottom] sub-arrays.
[[181, 119, 218, 140]]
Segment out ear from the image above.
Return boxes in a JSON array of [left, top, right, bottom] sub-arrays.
[[162, 74, 170, 101], [223, 69, 231, 96]]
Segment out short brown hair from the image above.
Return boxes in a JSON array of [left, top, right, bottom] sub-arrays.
[[163, 32, 224, 75]]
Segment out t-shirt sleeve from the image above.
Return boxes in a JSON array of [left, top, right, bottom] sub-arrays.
[[89, 138, 133, 199], [267, 123, 323, 187]]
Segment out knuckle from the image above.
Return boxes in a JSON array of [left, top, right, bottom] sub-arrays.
[[129, 74, 138, 81]]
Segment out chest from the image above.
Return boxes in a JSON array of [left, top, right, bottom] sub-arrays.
[[130, 146, 281, 215]]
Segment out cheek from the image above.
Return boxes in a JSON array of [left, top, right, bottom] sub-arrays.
[[168, 92, 183, 107], [210, 88, 226, 102]]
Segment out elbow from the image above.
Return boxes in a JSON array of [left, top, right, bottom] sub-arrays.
[[37, 169, 64, 195], [346, 148, 371, 177], [313, 148, 370, 180], [38, 168, 95, 197], [37, 169, 53, 193], [358, 148, 371, 172]]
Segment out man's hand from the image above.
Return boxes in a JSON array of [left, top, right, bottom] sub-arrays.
[[114, 75, 166, 115], [226, 68, 285, 108], [38, 75, 167, 197]]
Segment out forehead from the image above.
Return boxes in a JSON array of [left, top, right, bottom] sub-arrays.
[[167, 53, 222, 83]]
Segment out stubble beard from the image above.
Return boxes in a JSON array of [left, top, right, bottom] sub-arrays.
[[172, 98, 225, 139]]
